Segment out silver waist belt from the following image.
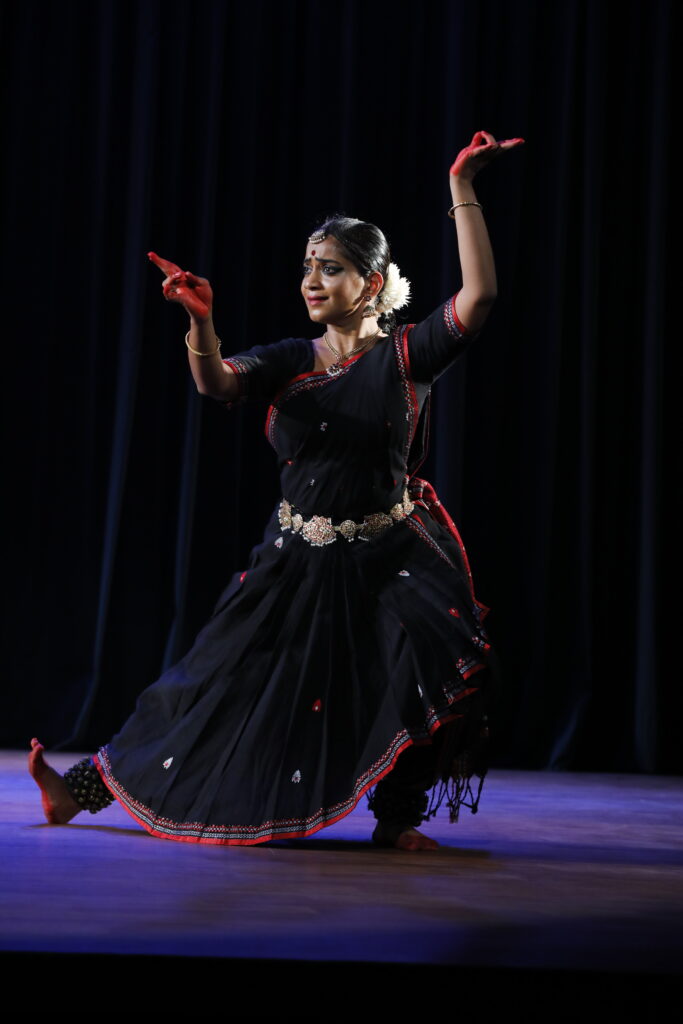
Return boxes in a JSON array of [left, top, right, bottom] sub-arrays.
[[278, 489, 415, 546]]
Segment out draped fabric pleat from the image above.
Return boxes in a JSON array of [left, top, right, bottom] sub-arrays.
[[1, 0, 676, 772]]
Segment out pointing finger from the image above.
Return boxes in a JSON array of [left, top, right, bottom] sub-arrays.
[[498, 137, 525, 149], [148, 251, 183, 277]]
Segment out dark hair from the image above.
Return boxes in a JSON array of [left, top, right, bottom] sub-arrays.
[[309, 214, 397, 332]]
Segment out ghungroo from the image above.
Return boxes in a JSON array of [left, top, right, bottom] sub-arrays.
[[63, 757, 114, 814], [368, 775, 429, 830]]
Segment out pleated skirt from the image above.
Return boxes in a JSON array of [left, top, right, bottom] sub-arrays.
[[95, 502, 491, 845]]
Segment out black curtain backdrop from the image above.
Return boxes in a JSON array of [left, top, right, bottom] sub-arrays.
[[2, 0, 677, 772]]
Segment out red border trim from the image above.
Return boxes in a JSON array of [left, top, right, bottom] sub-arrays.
[[449, 293, 470, 336], [462, 662, 487, 681], [429, 499, 489, 619], [92, 689, 481, 847], [408, 479, 490, 621], [221, 358, 248, 396], [273, 344, 371, 404], [264, 344, 373, 443]]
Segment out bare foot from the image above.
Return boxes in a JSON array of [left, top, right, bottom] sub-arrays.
[[372, 822, 440, 850], [28, 738, 82, 824], [394, 827, 440, 851]]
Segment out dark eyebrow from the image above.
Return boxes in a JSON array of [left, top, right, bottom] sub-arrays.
[[303, 257, 343, 266]]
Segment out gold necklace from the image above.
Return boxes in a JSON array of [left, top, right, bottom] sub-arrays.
[[322, 328, 382, 377]]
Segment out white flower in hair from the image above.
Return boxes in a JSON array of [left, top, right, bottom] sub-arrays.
[[375, 262, 411, 314]]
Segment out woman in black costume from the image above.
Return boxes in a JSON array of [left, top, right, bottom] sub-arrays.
[[30, 131, 523, 850]]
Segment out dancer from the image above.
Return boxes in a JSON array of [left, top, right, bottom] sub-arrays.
[[30, 131, 523, 850]]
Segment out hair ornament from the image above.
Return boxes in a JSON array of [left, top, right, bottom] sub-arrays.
[[374, 262, 411, 315]]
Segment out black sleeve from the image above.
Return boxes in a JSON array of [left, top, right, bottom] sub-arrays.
[[405, 293, 478, 385], [219, 337, 309, 408]]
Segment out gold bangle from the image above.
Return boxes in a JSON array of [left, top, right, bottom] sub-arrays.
[[448, 201, 482, 218], [185, 331, 222, 357]]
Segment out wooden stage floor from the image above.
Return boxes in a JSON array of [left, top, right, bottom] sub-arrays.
[[2, 749, 682, 1001]]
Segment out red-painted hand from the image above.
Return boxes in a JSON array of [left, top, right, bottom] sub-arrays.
[[147, 251, 213, 322], [449, 131, 524, 181]]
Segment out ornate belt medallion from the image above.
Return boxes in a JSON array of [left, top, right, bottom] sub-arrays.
[[277, 490, 414, 546]]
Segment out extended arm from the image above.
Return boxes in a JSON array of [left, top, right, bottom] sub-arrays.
[[147, 252, 238, 402], [449, 131, 524, 332]]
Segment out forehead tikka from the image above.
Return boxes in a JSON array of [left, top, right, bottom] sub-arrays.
[[308, 229, 327, 243]]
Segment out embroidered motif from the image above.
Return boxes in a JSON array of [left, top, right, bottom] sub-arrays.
[[291, 770, 302, 783], [274, 536, 283, 548], [312, 699, 322, 712], [162, 757, 173, 770], [417, 684, 423, 697], [240, 571, 247, 583], [448, 607, 460, 618], [398, 569, 410, 576], [456, 655, 486, 680], [320, 422, 328, 431]]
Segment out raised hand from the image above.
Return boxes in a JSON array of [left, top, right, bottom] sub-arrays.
[[147, 251, 213, 322], [449, 131, 524, 181]]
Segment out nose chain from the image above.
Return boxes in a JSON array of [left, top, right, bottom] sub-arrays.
[[323, 328, 382, 377]]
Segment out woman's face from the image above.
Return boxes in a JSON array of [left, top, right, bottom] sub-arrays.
[[301, 236, 371, 327]]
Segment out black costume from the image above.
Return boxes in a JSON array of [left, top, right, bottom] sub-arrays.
[[89, 295, 491, 844]]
